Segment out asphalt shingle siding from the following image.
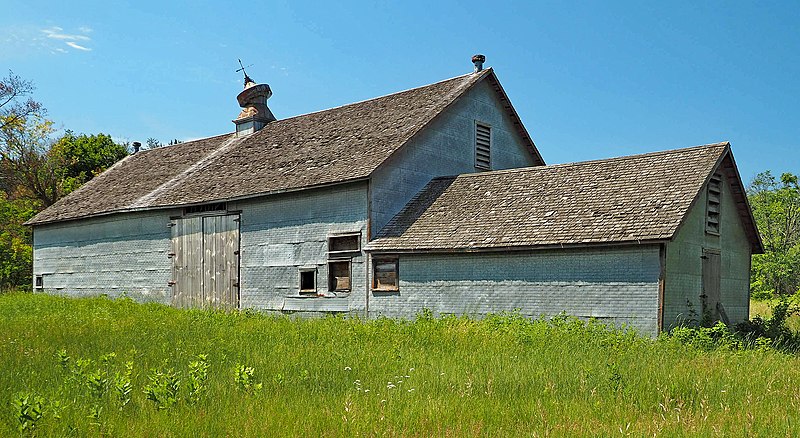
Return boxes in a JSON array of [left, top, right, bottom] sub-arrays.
[[233, 182, 368, 312], [33, 209, 175, 302], [369, 246, 662, 336]]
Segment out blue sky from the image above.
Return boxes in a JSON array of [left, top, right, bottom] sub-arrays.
[[2, 1, 798, 183]]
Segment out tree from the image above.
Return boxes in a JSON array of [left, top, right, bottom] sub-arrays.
[[0, 71, 43, 132], [50, 131, 128, 196], [748, 171, 800, 297]]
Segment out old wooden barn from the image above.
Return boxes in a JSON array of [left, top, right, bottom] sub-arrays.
[[26, 56, 762, 335]]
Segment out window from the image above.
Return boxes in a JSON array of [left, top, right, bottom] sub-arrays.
[[328, 261, 351, 292], [184, 202, 226, 215], [328, 234, 360, 255], [373, 258, 399, 291], [34, 275, 43, 289], [475, 122, 491, 170], [706, 173, 721, 235], [299, 268, 317, 295]]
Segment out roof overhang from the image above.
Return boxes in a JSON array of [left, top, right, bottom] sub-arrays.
[[365, 238, 669, 254]]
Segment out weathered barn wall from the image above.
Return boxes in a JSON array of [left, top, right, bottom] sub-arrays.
[[369, 79, 539, 238], [33, 209, 176, 302], [233, 182, 369, 313], [663, 172, 752, 329], [369, 246, 662, 336]]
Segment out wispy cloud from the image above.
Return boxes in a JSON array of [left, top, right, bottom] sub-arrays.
[[66, 41, 91, 51], [41, 25, 93, 52]]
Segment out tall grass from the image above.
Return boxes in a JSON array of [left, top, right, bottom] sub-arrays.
[[1, 293, 799, 436]]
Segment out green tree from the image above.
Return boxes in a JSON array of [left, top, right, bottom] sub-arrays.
[[748, 171, 800, 297], [50, 131, 128, 196], [0, 194, 36, 289]]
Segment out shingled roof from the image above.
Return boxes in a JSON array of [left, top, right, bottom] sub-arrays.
[[28, 68, 541, 225], [367, 143, 763, 253]]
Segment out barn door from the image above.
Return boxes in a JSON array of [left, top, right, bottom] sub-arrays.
[[701, 249, 721, 322], [171, 214, 240, 309]]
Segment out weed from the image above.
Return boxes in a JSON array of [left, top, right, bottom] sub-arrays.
[[12, 392, 45, 433], [114, 361, 134, 409], [234, 364, 262, 393], [187, 354, 210, 404], [143, 368, 180, 409]]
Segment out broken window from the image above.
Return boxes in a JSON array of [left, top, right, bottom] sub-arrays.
[[328, 261, 351, 292], [475, 122, 491, 170], [299, 268, 317, 295], [373, 258, 399, 291], [706, 173, 721, 235]]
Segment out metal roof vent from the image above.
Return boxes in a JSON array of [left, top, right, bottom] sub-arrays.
[[472, 54, 485, 73]]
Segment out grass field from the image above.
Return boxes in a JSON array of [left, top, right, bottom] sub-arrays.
[[1, 293, 800, 437]]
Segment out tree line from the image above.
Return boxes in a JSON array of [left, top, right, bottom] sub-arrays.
[[0, 71, 798, 298]]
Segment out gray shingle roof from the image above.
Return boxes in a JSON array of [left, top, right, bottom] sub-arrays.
[[368, 142, 762, 253], [30, 68, 538, 225]]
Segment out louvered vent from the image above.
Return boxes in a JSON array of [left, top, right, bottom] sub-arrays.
[[475, 123, 491, 170], [706, 173, 721, 234]]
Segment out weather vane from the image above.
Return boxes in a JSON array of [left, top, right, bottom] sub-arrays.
[[236, 59, 254, 85]]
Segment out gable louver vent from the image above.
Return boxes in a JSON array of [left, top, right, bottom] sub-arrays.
[[475, 122, 491, 170]]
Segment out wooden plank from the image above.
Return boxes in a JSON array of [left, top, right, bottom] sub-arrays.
[[203, 216, 217, 308], [702, 250, 721, 321], [170, 220, 181, 307], [226, 215, 240, 308], [188, 216, 203, 308]]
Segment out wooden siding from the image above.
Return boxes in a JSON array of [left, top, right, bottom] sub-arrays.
[[171, 214, 240, 308]]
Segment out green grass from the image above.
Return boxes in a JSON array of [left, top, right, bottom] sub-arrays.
[[1, 293, 800, 436]]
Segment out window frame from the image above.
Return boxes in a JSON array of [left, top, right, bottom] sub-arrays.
[[372, 257, 399, 292], [474, 121, 492, 170], [298, 267, 318, 295], [327, 233, 361, 257], [328, 260, 352, 292], [34, 275, 43, 289]]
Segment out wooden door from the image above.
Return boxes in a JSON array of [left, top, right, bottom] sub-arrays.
[[702, 249, 721, 321], [171, 214, 240, 309]]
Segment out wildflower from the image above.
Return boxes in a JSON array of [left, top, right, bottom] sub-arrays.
[[344, 367, 352, 371], [409, 368, 415, 372], [407, 388, 415, 393], [364, 389, 370, 393]]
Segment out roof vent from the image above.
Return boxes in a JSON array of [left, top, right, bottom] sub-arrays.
[[132, 141, 141, 154], [472, 54, 485, 73], [233, 65, 276, 137]]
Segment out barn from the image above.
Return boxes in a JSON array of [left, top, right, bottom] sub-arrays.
[[25, 57, 762, 335]]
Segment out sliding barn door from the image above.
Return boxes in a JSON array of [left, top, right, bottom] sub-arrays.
[[171, 215, 240, 309]]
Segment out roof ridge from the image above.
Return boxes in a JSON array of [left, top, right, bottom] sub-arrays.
[[136, 70, 491, 147], [453, 142, 730, 179], [273, 69, 491, 124], [128, 134, 242, 208]]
